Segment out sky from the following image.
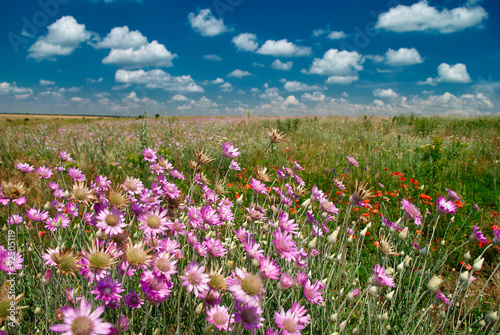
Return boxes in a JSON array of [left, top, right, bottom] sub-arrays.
[[0, 0, 499, 117]]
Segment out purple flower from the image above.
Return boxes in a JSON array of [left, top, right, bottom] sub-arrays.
[[222, 141, 241, 158], [471, 225, 488, 243], [170, 169, 185, 180], [49, 297, 112, 335], [140, 270, 172, 304], [59, 150, 74, 163], [346, 155, 359, 167], [234, 303, 265, 332], [382, 215, 402, 231], [293, 160, 303, 171], [436, 290, 451, 306], [436, 196, 457, 216], [445, 188, 461, 202], [274, 302, 310, 335], [278, 211, 299, 235], [249, 178, 268, 195], [179, 261, 210, 299], [229, 160, 241, 171], [493, 228, 500, 246], [91, 277, 125, 304], [26, 208, 49, 222], [402, 198, 422, 226], [36, 165, 53, 179], [303, 279, 325, 305], [45, 213, 70, 231], [16, 162, 34, 173], [125, 291, 144, 309], [206, 305, 235, 332], [142, 147, 157, 162], [372, 264, 395, 287]]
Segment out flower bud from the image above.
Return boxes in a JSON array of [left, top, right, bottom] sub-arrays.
[[486, 311, 499, 323], [459, 271, 469, 282], [385, 290, 394, 301], [473, 257, 484, 272], [347, 288, 360, 301], [195, 303, 204, 315], [308, 237, 317, 250], [42, 268, 53, 285], [398, 227, 408, 240], [330, 313, 338, 322], [368, 286, 379, 296], [34, 307, 42, 315], [427, 276, 443, 292], [397, 262, 405, 271], [360, 226, 368, 237]]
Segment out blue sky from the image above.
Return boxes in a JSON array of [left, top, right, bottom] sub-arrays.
[[1, 0, 499, 116]]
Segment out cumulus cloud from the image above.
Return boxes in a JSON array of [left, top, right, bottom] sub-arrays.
[[301, 91, 326, 101], [284, 81, 323, 92], [418, 63, 472, 85], [325, 75, 359, 84], [375, 1, 488, 33], [327, 31, 347, 40], [203, 54, 223, 61], [188, 9, 228, 37], [232, 33, 258, 51], [385, 47, 423, 66], [95, 26, 148, 49], [0, 82, 33, 99], [271, 59, 293, 71], [171, 94, 190, 101], [227, 69, 252, 78], [373, 88, 399, 98], [257, 39, 311, 57], [102, 40, 177, 67], [115, 69, 203, 92], [307, 49, 363, 76], [28, 16, 92, 60], [39, 79, 55, 86], [284, 95, 300, 106]]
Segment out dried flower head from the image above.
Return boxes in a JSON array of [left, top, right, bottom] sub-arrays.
[[52, 248, 83, 277], [268, 128, 286, 144], [377, 236, 399, 256], [193, 149, 216, 166], [0, 181, 26, 200], [106, 186, 130, 208], [254, 166, 272, 183], [350, 180, 374, 204], [215, 179, 228, 195], [122, 239, 153, 268], [291, 185, 308, 198], [188, 160, 198, 170], [0, 283, 27, 324], [208, 266, 229, 292], [70, 182, 97, 206]]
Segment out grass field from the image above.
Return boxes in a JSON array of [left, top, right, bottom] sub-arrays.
[[0, 114, 499, 334]]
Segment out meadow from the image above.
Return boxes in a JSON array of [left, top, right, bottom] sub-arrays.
[[0, 114, 499, 334]]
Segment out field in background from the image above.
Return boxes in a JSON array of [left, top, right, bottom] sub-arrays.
[[0, 114, 499, 334]]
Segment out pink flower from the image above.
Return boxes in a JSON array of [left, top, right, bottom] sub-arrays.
[[402, 198, 422, 226], [279, 273, 296, 290], [50, 297, 113, 335], [436, 196, 457, 215], [59, 150, 75, 163], [222, 141, 241, 158], [180, 261, 210, 299], [142, 147, 157, 162], [228, 268, 265, 307], [273, 230, 299, 262], [471, 225, 488, 243], [372, 264, 395, 287], [16, 162, 34, 173], [95, 207, 127, 237], [303, 279, 325, 305], [204, 237, 227, 258], [36, 165, 53, 179], [274, 302, 310, 335], [68, 167, 86, 182], [138, 207, 169, 236], [249, 178, 268, 195], [436, 290, 451, 305], [229, 160, 241, 171], [346, 155, 359, 167], [206, 305, 235, 331], [26, 207, 49, 222], [259, 256, 281, 280], [140, 270, 172, 304]]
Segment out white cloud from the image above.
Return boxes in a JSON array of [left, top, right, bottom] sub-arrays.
[[306, 49, 364, 78], [271, 59, 293, 71], [257, 39, 311, 57], [0, 82, 33, 99], [115, 69, 204, 92], [203, 54, 223, 61], [102, 40, 177, 68], [436, 63, 472, 83], [325, 75, 359, 84], [171, 94, 190, 101], [341, 92, 349, 97], [301, 91, 326, 101], [284, 81, 323, 92], [385, 47, 423, 66], [418, 63, 472, 85], [188, 9, 228, 37], [71, 97, 90, 103], [232, 33, 258, 51], [95, 26, 147, 49], [86, 77, 104, 84], [220, 82, 233, 92], [373, 99, 385, 107], [212, 78, 224, 84], [39, 79, 55, 86], [312, 28, 328, 37], [28, 16, 92, 59], [376, 1, 488, 33], [228, 69, 252, 78], [327, 31, 347, 40], [284, 95, 300, 106], [373, 88, 399, 98]]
